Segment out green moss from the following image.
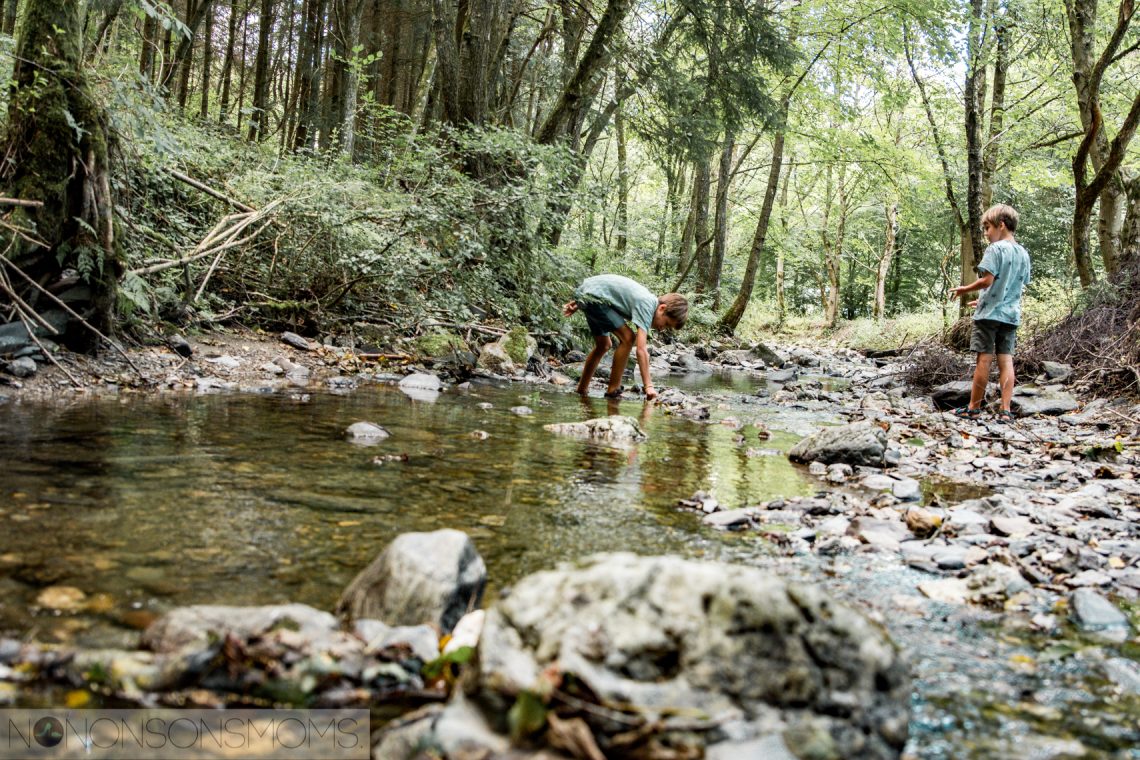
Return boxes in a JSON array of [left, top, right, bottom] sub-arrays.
[[503, 326, 531, 365], [416, 331, 465, 358]]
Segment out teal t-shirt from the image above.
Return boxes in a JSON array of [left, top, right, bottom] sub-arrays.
[[575, 275, 658, 335], [974, 240, 1031, 326]]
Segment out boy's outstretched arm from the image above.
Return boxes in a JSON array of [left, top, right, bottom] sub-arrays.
[[563, 300, 578, 316], [948, 273, 994, 300], [635, 328, 657, 399]]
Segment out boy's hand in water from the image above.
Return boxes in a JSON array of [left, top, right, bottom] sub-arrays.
[[562, 300, 578, 317], [645, 385, 658, 400]]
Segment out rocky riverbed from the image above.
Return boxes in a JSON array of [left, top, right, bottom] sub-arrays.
[[1, 328, 1138, 758]]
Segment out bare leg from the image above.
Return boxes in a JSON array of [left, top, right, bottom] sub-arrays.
[[969, 353, 992, 409], [607, 326, 635, 396], [577, 335, 610, 395], [996, 354, 1015, 411]]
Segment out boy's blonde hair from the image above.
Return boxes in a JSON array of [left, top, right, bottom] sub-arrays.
[[983, 204, 1019, 233], [658, 293, 689, 328]]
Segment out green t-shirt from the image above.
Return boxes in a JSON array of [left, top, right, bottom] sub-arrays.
[[974, 240, 1031, 326], [574, 274, 658, 335]]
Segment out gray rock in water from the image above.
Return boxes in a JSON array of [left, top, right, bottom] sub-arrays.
[[3, 356, 37, 378], [751, 342, 788, 368], [703, 508, 756, 530], [458, 553, 910, 759], [1071, 589, 1130, 640], [336, 529, 486, 634], [398, 372, 442, 403], [142, 603, 339, 654], [345, 421, 390, 442], [543, 415, 646, 444], [281, 331, 313, 351], [1011, 388, 1079, 417], [788, 421, 888, 468], [768, 368, 799, 384], [475, 342, 517, 375]]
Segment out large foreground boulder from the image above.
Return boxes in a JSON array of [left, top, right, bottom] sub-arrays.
[[788, 421, 889, 467], [337, 529, 486, 634], [376, 553, 910, 759]]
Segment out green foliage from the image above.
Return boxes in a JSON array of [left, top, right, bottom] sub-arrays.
[[507, 691, 548, 742], [421, 646, 475, 680]]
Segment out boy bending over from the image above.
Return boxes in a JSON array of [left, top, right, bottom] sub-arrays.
[[563, 274, 688, 400]]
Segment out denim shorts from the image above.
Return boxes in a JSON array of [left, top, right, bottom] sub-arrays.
[[579, 300, 627, 337], [970, 319, 1017, 355]]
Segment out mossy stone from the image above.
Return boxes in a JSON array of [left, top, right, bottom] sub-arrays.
[[416, 331, 465, 358], [503, 326, 531, 365]]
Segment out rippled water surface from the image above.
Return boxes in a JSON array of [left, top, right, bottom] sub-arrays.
[[1, 373, 1137, 757]]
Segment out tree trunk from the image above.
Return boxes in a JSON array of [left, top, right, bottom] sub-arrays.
[[980, 16, 1007, 210], [615, 96, 628, 254], [2, 0, 17, 34], [140, 12, 158, 80], [824, 164, 847, 328], [718, 106, 787, 334], [1067, 0, 1130, 281], [536, 0, 632, 144], [199, 0, 214, 118], [218, 0, 238, 124], [677, 164, 698, 274], [294, 0, 326, 150], [964, 0, 988, 290], [3, 0, 120, 344], [247, 0, 273, 141], [692, 158, 712, 294], [1119, 172, 1139, 275], [86, 0, 124, 60], [709, 130, 734, 310], [874, 200, 899, 320], [176, 0, 199, 109], [776, 151, 793, 327]]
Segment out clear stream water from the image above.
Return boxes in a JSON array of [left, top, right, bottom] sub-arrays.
[[0, 372, 1136, 758]]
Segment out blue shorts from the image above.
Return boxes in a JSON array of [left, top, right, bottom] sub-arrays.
[[579, 300, 627, 337]]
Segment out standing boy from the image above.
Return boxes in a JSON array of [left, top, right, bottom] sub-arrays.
[[948, 204, 1031, 423], [562, 274, 688, 400]]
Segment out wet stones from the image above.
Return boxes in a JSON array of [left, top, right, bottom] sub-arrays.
[[344, 421, 390, 442], [398, 372, 442, 402], [142, 603, 340, 654], [543, 415, 646, 444], [1070, 589, 1131, 642], [336, 529, 486, 635], [2, 356, 37, 378], [788, 421, 889, 468]]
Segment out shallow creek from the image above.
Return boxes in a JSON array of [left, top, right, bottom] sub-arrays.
[[0, 372, 1136, 757]]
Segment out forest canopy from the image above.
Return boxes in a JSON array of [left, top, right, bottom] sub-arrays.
[[0, 0, 1137, 355]]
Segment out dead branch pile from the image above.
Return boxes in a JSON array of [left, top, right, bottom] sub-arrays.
[[903, 341, 971, 392], [943, 315, 974, 351], [1019, 260, 1140, 397]]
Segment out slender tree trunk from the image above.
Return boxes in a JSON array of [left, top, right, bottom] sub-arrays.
[[615, 98, 629, 254], [824, 164, 848, 328], [236, 1, 250, 132], [2, 0, 17, 35], [874, 200, 899, 320], [718, 103, 787, 334], [677, 164, 698, 274], [981, 16, 1007, 210], [140, 13, 158, 80], [218, 0, 238, 124], [776, 152, 793, 327], [692, 158, 712, 294], [1120, 172, 1140, 274], [710, 129, 734, 310], [334, 0, 366, 156], [247, 0, 273, 141], [295, 0, 326, 150], [86, 0, 124, 60], [198, 0, 214, 118], [3, 0, 120, 343], [964, 0, 989, 291], [176, 0, 198, 109]]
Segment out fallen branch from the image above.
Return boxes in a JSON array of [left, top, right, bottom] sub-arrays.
[[0, 255, 148, 381], [166, 168, 254, 213], [128, 200, 283, 277], [0, 197, 45, 208]]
